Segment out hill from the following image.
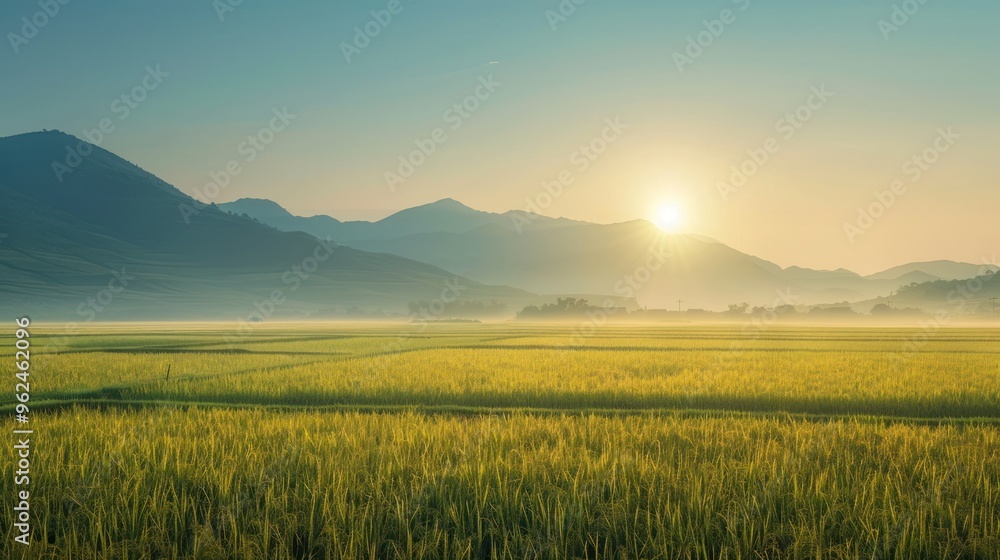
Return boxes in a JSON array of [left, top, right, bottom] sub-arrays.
[[218, 197, 589, 244], [222, 197, 967, 309], [866, 260, 998, 282], [0, 131, 533, 320]]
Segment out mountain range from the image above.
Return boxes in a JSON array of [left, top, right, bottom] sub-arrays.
[[219, 198, 996, 310], [0, 131, 535, 321], [1, 130, 994, 321]]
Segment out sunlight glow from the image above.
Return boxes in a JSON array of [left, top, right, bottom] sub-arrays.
[[654, 204, 683, 232]]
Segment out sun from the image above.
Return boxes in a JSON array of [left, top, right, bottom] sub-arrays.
[[654, 204, 683, 232]]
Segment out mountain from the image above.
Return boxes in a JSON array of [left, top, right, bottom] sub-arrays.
[[353, 220, 785, 308], [218, 197, 590, 244], [7, 128, 975, 319], [856, 268, 1000, 315], [223, 197, 957, 309], [0, 131, 534, 320], [866, 260, 998, 282]]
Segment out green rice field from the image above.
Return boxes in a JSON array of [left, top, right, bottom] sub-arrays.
[[2, 324, 998, 559]]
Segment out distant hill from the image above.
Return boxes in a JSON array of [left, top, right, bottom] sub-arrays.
[[866, 260, 998, 282], [6, 130, 986, 319], [857, 269, 1000, 315], [219, 197, 589, 244], [0, 131, 533, 320], [223, 197, 965, 309]]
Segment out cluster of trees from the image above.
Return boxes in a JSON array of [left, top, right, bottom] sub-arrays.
[[728, 302, 807, 315], [516, 298, 606, 319], [509, 271, 1000, 321], [898, 269, 998, 299], [728, 302, 917, 317], [869, 303, 924, 316], [723, 303, 928, 317], [517, 299, 860, 320]]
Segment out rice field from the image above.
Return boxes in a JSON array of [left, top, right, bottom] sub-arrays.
[[2, 324, 999, 558]]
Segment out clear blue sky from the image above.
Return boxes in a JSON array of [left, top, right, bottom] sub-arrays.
[[2, 0, 997, 273]]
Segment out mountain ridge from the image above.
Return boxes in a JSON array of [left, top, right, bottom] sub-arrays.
[[0, 131, 537, 320], [220, 196, 988, 308], [3, 130, 992, 317]]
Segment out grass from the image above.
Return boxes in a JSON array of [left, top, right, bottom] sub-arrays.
[[120, 346, 1000, 418], [1, 324, 999, 558]]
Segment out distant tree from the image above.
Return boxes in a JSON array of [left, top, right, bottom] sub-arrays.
[[517, 305, 541, 317], [727, 302, 749, 315], [871, 303, 893, 315], [516, 298, 598, 319]]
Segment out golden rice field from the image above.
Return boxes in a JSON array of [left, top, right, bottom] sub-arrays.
[[2, 324, 999, 559]]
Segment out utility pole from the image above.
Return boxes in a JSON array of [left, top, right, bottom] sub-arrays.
[[677, 299, 684, 312]]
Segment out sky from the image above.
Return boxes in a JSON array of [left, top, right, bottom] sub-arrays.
[[2, 0, 998, 275]]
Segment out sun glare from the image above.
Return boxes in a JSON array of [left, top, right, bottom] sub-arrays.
[[654, 204, 683, 232]]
